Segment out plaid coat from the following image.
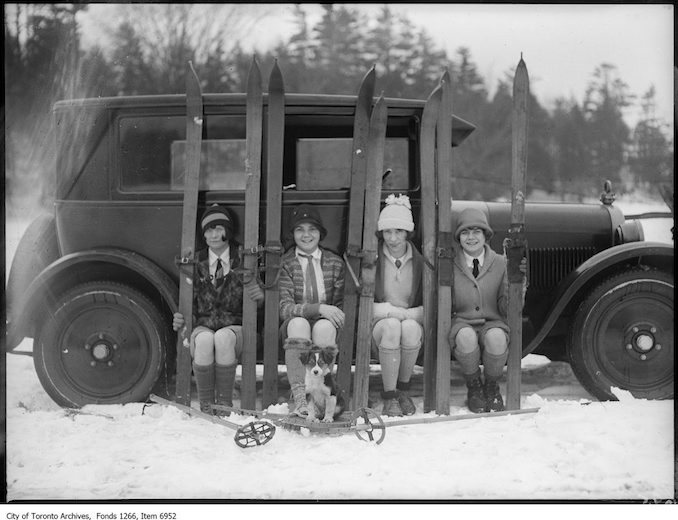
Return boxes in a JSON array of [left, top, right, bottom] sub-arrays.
[[279, 247, 345, 321], [192, 242, 244, 330]]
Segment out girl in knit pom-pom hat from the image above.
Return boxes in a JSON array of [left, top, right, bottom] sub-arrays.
[[279, 204, 345, 418], [372, 194, 425, 417], [172, 204, 264, 416]]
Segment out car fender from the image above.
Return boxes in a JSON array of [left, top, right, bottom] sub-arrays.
[[525, 241, 674, 355], [6, 248, 179, 350]]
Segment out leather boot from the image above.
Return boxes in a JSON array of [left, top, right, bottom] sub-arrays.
[[466, 375, 486, 413], [484, 378, 505, 412]]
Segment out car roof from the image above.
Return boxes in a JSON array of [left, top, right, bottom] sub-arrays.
[[54, 93, 476, 146]]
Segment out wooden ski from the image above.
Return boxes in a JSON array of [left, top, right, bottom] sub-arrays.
[[174, 61, 203, 406], [262, 60, 285, 408], [435, 71, 454, 415], [241, 57, 264, 410], [506, 57, 529, 410], [419, 84, 442, 413], [149, 394, 276, 449], [336, 66, 376, 401], [352, 94, 387, 410]]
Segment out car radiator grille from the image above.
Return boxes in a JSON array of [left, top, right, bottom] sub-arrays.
[[528, 246, 598, 290]]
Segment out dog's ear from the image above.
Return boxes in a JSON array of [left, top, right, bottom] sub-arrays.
[[321, 346, 338, 365], [298, 350, 310, 366]]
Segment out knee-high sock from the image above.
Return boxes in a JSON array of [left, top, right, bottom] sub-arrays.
[[398, 344, 421, 384], [483, 349, 508, 381], [454, 347, 482, 379], [215, 363, 237, 406], [284, 337, 312, 407], [379, 346, 401, 393], [193, 362, 215, 403]]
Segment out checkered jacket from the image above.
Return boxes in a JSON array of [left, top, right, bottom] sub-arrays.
[[192, 242, 244, 330], [279, 247, 345, 321]]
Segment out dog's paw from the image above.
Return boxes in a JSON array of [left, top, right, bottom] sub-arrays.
[[307, 416, 320, 423], [321, 417, 334, 423]]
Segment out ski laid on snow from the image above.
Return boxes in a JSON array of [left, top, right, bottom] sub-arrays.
[[212, 404, 386, 444], [506, 57, 529, 410], [241, 57, 264, 410], [435, 71, 454, 415], [336, 66, 376, 401], [262, 60, 285, 408], [148, 394, 275, 449], [419, 84, 442, 413], [352, 94, 387, 410], [174, 61, 203, 406]]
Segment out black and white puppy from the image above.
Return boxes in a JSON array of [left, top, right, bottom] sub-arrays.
[[299, 346, 345, 423]]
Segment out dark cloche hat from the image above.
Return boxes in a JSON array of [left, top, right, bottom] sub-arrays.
[[289, 204, 327, 240], [201, 204, 235, 238]]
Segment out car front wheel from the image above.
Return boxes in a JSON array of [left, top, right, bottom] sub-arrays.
[[568, 268, 674, 401], [34, 281, 168, 407]]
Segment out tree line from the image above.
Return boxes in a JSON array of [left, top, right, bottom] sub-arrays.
[[4, 4, 673, 214]]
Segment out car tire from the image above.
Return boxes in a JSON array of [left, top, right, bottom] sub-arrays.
[[34, 281, 169, 407], [568, 268, 674, 401]]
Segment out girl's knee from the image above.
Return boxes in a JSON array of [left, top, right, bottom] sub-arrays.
[[483, 328, 508, 355], [454, 327, 479, 353], [214, 328, 237, 365], [312, 319, 337, 346], [401, 319, 422, 347], [193, 331, 215, 364], [373, 318, 401, 347], [287, 318, 311, 339]]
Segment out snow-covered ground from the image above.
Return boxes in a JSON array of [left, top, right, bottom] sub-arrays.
[[3, 199, 675, 510]]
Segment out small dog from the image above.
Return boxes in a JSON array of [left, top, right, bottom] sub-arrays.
[[299, 345, 345, 423]]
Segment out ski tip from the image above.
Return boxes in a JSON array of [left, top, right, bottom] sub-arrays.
[[440, 68, 451, 84]]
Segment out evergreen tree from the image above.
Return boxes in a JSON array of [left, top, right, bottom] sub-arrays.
[[582, 63, 632, 193]]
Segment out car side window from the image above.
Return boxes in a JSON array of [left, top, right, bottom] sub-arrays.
[[295, 137, 410, 191], [118, 115, 247, 192]]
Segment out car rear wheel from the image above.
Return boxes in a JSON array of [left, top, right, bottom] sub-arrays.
[[568, 268, 674, 400], [34, 281, 169, 407]]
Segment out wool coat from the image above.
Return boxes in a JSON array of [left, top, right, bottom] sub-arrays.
[[278, 246, 345, 321], [449, 243, 509, 342], [192, 241, 244, 330]]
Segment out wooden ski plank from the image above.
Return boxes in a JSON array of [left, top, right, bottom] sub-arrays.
[[507, 57, 530, 410], [262, 60, 285, 407], [174, 61, 203, 406], [337, 66, 376, 400], [352, 95, 387, 410], [241, 57, 263, 410], [419, 85, 442, 413], [435, 71, 453, 415]]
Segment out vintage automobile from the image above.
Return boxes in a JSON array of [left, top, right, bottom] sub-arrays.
[[5, 90, 674, 408]]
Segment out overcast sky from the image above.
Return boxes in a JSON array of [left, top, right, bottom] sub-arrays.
[[79, 3, 674, 129]]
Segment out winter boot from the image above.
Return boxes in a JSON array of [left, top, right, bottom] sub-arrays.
[[284, 337, 312, 417], [465, 372, 486, 413], [484, 378, 505, 412], [193, 362, 215, 414], [215, 363, 237, 417], [381, 390, 403, 417], [396, 381, 416, 416]]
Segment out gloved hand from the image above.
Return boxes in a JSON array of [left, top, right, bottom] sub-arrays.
[[245, 279, 265, 303]]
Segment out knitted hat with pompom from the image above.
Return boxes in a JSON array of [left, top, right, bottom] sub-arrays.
[[378, 194, 414, 232]]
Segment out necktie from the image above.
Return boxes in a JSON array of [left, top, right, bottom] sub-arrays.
[[214, 258, 224, 285], [472, 258, 480, 278], [395, 259, 402, 269], [300, 254, 319, 303]]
